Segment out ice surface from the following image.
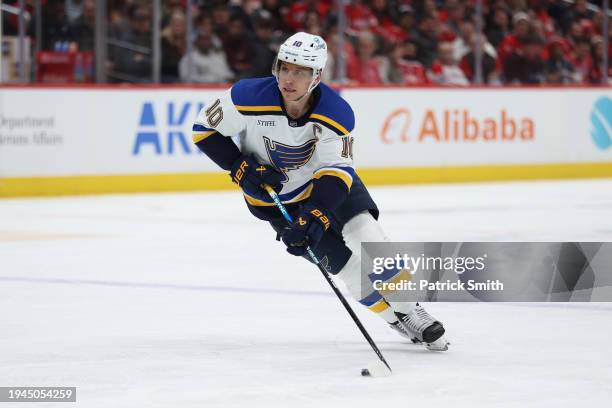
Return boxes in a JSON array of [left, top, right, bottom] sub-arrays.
[[1, 180, 611, 407]]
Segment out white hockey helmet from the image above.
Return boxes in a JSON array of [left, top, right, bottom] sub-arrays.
[[272, 32, 328, 94]]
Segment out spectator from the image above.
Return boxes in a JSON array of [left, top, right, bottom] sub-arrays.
[[107, 0, 130, 39], [70, 0, 95, 51], [346, 31, 388, 84], [412, 14, 440, 67], [179, 31, 233, 83], [440, 0, 467, 35], [505, 0, 528, 14], [286, 0, 331, 32], [453, 20, 498, 62], [250, 17, 278, 78], [529, 17, 548, 44], [161, 10, 187, 83], [608, 16, 612, 64], [571, 38, 594, 83], [567, 19, 586, 44], [544, 36, 576, 84], [211, 3, 232, 37], [486, 6, 511, 48], [193, 14, 227, 59], [344, 0, 378, 37], [429, 41, 470, 85], [592, 10, 605, 36], [387, 40, 429, 85], [460, 33, 502, 84], [370, 0, 396, 21], [546, 0, 570, 34], [162, 0, 184, 26], [259, 0, 291, 34], [417, 0, 439, 20], [42, 0, 76, 50], [194, 13, 215, 38], [530, 0, 556, 38], [563, 0, 594, 32], [110, 5, 153, 82], [303, 11, 324, 37], [221, 15, 256, 80], [65, 0, 83, 24], [241, 0, 264, 17], [370, 0, 406, 44], [589, 36, 612, 84], [578, 18, 596, 40], [321, 31, 358, 83], [396, 5, 418, 40], [503, 36, 546, 84], [497, 11, 531, 63]]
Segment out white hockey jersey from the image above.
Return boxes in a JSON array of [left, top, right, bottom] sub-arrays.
[[193, 77, 355, 206]]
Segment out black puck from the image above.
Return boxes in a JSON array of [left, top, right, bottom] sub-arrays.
[[361, 369, 371, 376]]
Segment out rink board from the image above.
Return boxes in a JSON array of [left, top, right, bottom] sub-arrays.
[[0, 87, 611, 196]]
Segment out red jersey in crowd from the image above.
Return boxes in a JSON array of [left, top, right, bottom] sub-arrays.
[[429, 60, 469, 85], [534, 9, 555, 38], [571, 53, 594, 83], [344, 2, 378, 34], [347, 58, 386, 84], [373, 18, 408, 43], [497, 35, 522, 63], [394, 60, 429, 84], [286, 0, 332, 32]]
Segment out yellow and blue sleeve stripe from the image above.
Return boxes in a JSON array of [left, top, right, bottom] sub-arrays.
[[313, 166, 354, 190], [192, 124, 218, 143], [310, 166, 354, 210], [192, 123, 241, 171]]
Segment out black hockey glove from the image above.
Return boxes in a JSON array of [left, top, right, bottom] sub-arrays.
[[230, 155, 283, 201], [281, 203, 331, 256]]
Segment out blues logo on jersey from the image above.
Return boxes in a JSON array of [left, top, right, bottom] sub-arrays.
[[263, 136, 317, 183]]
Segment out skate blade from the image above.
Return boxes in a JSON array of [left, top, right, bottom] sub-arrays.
[[425, 336, 450, 351]]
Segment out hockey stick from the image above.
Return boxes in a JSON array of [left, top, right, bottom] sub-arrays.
[[264, 185, 392, 376]]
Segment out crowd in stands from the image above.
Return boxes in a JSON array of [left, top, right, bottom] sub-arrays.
[[2, 0, 611, 84]]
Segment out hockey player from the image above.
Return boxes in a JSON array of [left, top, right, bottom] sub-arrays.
[[192, 32, 449, 351]]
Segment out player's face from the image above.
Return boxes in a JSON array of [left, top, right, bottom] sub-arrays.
[[278, 62, 313, 102]]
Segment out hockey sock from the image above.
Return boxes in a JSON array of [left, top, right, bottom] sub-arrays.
[[340, 211, 418, 319], [336, 254, 398, 324]]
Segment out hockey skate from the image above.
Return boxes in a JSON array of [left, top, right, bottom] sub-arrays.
[[388, 303, 450, 351]]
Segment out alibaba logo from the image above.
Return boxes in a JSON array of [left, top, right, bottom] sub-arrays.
[[591, 97, 612, 150], [379, 108, 534, 143], [380, 109, 412, 143]]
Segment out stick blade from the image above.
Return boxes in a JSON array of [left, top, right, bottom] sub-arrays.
[[362, 360, 392, 377]]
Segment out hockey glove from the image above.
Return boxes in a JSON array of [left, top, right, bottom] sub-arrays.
[[230, 155, 283, 201], [281, 203, 331, 256]]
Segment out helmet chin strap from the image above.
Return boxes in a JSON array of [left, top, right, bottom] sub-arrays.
[[292, 90, 311, 102]]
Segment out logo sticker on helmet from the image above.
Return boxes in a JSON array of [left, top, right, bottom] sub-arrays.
[[312, 37, 326, 50]]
